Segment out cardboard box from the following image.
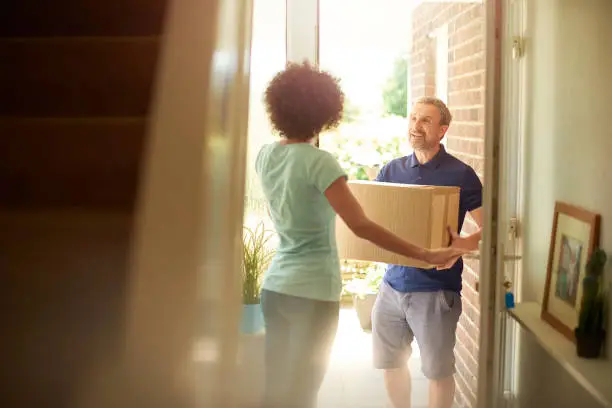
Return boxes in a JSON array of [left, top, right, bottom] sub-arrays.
[[335, 180, 460, 268]]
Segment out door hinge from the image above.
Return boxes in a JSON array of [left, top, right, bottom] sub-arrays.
[[512, 36, 524, 60]]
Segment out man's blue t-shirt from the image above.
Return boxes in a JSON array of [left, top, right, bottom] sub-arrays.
[[376, 145, 483, 294]]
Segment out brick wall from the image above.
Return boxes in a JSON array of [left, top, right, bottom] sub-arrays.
[[411, 2, 486, 407]]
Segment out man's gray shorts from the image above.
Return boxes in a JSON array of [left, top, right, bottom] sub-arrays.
[[372, 280, 462, 380]]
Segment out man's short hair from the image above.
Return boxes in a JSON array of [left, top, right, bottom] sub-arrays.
[[414, 96, 452, 127]]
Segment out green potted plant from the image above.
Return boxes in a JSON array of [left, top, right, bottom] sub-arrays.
[[575, 248, 608, 358], [345, 263, 385, 331], [241, 222, 275, 334]]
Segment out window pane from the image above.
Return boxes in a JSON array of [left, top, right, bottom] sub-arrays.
[[318, 0, 412, 181], [244, 0, 286, 228]]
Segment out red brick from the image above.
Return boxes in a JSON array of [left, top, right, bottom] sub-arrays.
[[455, 363, 477, 407], [456, 342, 479, 378], [461, 302, 480, 331], [411, 3, 485, 406], [411, 61, 426, 76], [457, 349, 479, 378], [449, 54, 486, 78], [449, 20, 484, 48], [478, 107, 486, 122], [445, 137, 484, 158], [451, 107, 481, 122], [448, 123, 484, 140], [449, 72, 485, 93], [411, 85, 426, 99], [452, 37, 484, 61], [448, 88, 484, 106], [462, 284, 479, 307], [464, 258, 481, 274], [455, 4, 485, 27]]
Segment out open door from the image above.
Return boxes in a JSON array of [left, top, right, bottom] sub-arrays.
[[78, 1, 255, 407], [477, 0, 526, 406]]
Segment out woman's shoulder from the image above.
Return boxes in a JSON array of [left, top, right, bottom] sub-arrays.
[[302, 145, 338, 162], [255, 141, 279, 170], [257, 141, 279, 155]]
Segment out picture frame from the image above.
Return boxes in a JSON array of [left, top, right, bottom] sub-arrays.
[[541, 201, 601, 342]]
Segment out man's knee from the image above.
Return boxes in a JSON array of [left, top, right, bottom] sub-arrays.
[[409, 291, 461, 380], [372, 326, 412, 369], [420, 343, 456, 380], [383, 366, 410, 378]]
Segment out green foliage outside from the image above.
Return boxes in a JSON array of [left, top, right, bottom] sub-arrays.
[[321, 120, 406, 181], [343, 262, 386, 299], [382, 55, 409, 118], [343, 98, 362, 123]]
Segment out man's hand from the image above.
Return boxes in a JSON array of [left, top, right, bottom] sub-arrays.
[[437, 227, 473, 270], [448, 228, 474, 250]]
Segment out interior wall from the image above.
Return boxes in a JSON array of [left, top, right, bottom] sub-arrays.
[[519, 0, 612, 405], [522, 0, 612, 345], [514, 322, 602, 407]]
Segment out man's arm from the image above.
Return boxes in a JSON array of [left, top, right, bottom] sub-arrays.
[[452, 167, 484, 252], [438, 207, 483, 270], [457, 207, 483, 251]]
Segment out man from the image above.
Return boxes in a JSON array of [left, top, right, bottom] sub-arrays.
[[372, 96, 483, 408]]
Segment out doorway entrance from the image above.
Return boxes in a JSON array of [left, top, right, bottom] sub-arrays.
[[239, 0, 526, 407], [122, 1, 524, 407], [314, 1, 493, 407]]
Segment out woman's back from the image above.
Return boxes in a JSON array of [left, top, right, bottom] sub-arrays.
[[256, 141, 346, 302]]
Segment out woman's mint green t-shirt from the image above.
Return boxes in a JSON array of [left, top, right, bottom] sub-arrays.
[[255, 142, 347, 302]]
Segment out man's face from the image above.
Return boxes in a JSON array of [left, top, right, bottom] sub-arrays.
[[408, 103, 448, 150]]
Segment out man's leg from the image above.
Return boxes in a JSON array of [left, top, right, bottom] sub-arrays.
[[383, 367, 412, 408], [429, 376, 455, 408], [406, 290, 462, 408], [372, 281, 414, 408]]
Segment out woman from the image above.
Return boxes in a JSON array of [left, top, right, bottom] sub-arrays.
[[255, 62, 465, 408]]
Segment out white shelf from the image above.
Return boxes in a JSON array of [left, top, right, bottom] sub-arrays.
[[509, 302, 612, 407]]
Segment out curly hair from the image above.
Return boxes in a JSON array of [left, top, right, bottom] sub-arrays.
[[264, 61, 344, 140]]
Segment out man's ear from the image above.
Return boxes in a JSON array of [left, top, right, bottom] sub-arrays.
[[439, 125, 449, 140]]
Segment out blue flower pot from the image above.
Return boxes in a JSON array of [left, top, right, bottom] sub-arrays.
[[241, 303, 264, 334]]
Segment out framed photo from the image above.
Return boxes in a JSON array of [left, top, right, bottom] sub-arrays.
[[541, 202, 601, 342]]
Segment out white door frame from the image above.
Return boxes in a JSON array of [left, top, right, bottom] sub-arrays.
[[497, 0, 528, 403], [476, 0, 506, 406], [433, 23, 449, 147], [478, 0, 528, 406], [286, 0, 319, 65]]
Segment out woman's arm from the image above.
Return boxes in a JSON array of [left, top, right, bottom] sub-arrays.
[[324, 177, 466, 266]]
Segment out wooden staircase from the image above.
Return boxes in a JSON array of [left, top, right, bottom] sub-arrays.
[[0, 0, 167, 209], [0, 1, 168, 406]]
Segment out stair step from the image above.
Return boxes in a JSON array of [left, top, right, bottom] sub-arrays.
[[0, 118, 147, 209], [0, 37, 160, 117], [1, 0, 167, 37]]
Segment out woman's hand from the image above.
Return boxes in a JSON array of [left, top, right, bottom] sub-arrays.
[[424, 247, 468, 268]]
